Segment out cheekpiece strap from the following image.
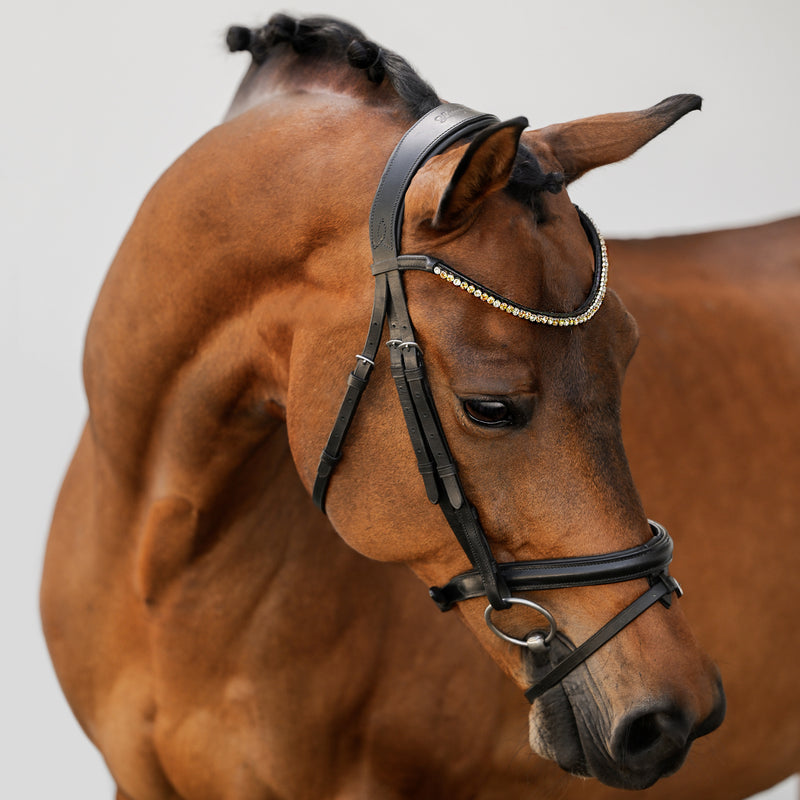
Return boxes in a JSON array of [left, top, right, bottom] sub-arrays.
[[370, 104, 512, 609]]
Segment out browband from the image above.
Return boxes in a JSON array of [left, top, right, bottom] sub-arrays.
[[388, 204, 608, 327]]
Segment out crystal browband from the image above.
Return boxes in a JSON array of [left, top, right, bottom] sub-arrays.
[[389, 208, 609, 327]]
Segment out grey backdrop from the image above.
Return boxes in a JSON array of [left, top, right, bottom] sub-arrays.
[[3, 1, 797, 797]]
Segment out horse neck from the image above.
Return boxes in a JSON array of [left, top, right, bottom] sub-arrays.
[[82, 90, 403, 525], [225, 51, 406, 122]]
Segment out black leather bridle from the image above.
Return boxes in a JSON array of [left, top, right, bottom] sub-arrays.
[[313, 104, 682, 704]]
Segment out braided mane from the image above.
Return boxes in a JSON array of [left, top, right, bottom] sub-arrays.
[[227, 13, 564, 210], [227, 13, 441, 119]]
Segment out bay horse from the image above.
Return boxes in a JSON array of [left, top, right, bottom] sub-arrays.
[[41, 14, 797, 800]]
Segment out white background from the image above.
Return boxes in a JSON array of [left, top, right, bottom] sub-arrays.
[[3, 1, 797, 797]]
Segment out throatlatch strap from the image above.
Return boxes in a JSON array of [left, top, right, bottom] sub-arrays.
[[524, 574, 681, 704], [312, 274, 389, 511]]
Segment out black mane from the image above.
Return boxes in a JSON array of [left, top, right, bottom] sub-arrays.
[[227, 14, 441, 119]]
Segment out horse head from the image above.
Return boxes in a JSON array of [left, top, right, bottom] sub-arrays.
[[224, 19, 724, 789]]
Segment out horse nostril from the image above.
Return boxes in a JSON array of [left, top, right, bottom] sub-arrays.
[[614, 706, 691, 774], [627, 712, 664, 756]]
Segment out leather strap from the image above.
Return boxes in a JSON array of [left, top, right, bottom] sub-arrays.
[[312, 274, 389, 511], [524, 573, 682, 703], [387, 341, 440, 503], [369, 104, 498, 267], [429, 521, 673, 611]]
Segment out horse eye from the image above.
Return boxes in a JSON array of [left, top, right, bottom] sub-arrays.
[[463, 399, 514, 427]]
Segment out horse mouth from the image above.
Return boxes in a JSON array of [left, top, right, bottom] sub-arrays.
[[525, 637, 726, 790], [529, 684, 691, 791]]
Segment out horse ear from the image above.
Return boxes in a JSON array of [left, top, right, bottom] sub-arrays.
[[433, 117, 528, 230], [524, 94, 702, 183]]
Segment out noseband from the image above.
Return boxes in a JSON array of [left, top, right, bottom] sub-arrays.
[[313, 104, 682, 704]]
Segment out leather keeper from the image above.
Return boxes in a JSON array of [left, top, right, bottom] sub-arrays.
[[346, 371, 368, 392], [318, 450, 342, 471]]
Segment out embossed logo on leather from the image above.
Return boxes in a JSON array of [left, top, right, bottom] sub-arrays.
[[434, 106, 465, 124], [371, 218, 388, 250]]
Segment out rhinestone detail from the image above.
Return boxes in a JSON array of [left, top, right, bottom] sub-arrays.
[[431, 217, 608, 327]]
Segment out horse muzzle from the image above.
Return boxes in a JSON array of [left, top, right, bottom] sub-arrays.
[[526, 633, 726, 790]]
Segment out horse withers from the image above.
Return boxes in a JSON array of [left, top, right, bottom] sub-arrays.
[[41, 15, 797, 800]]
